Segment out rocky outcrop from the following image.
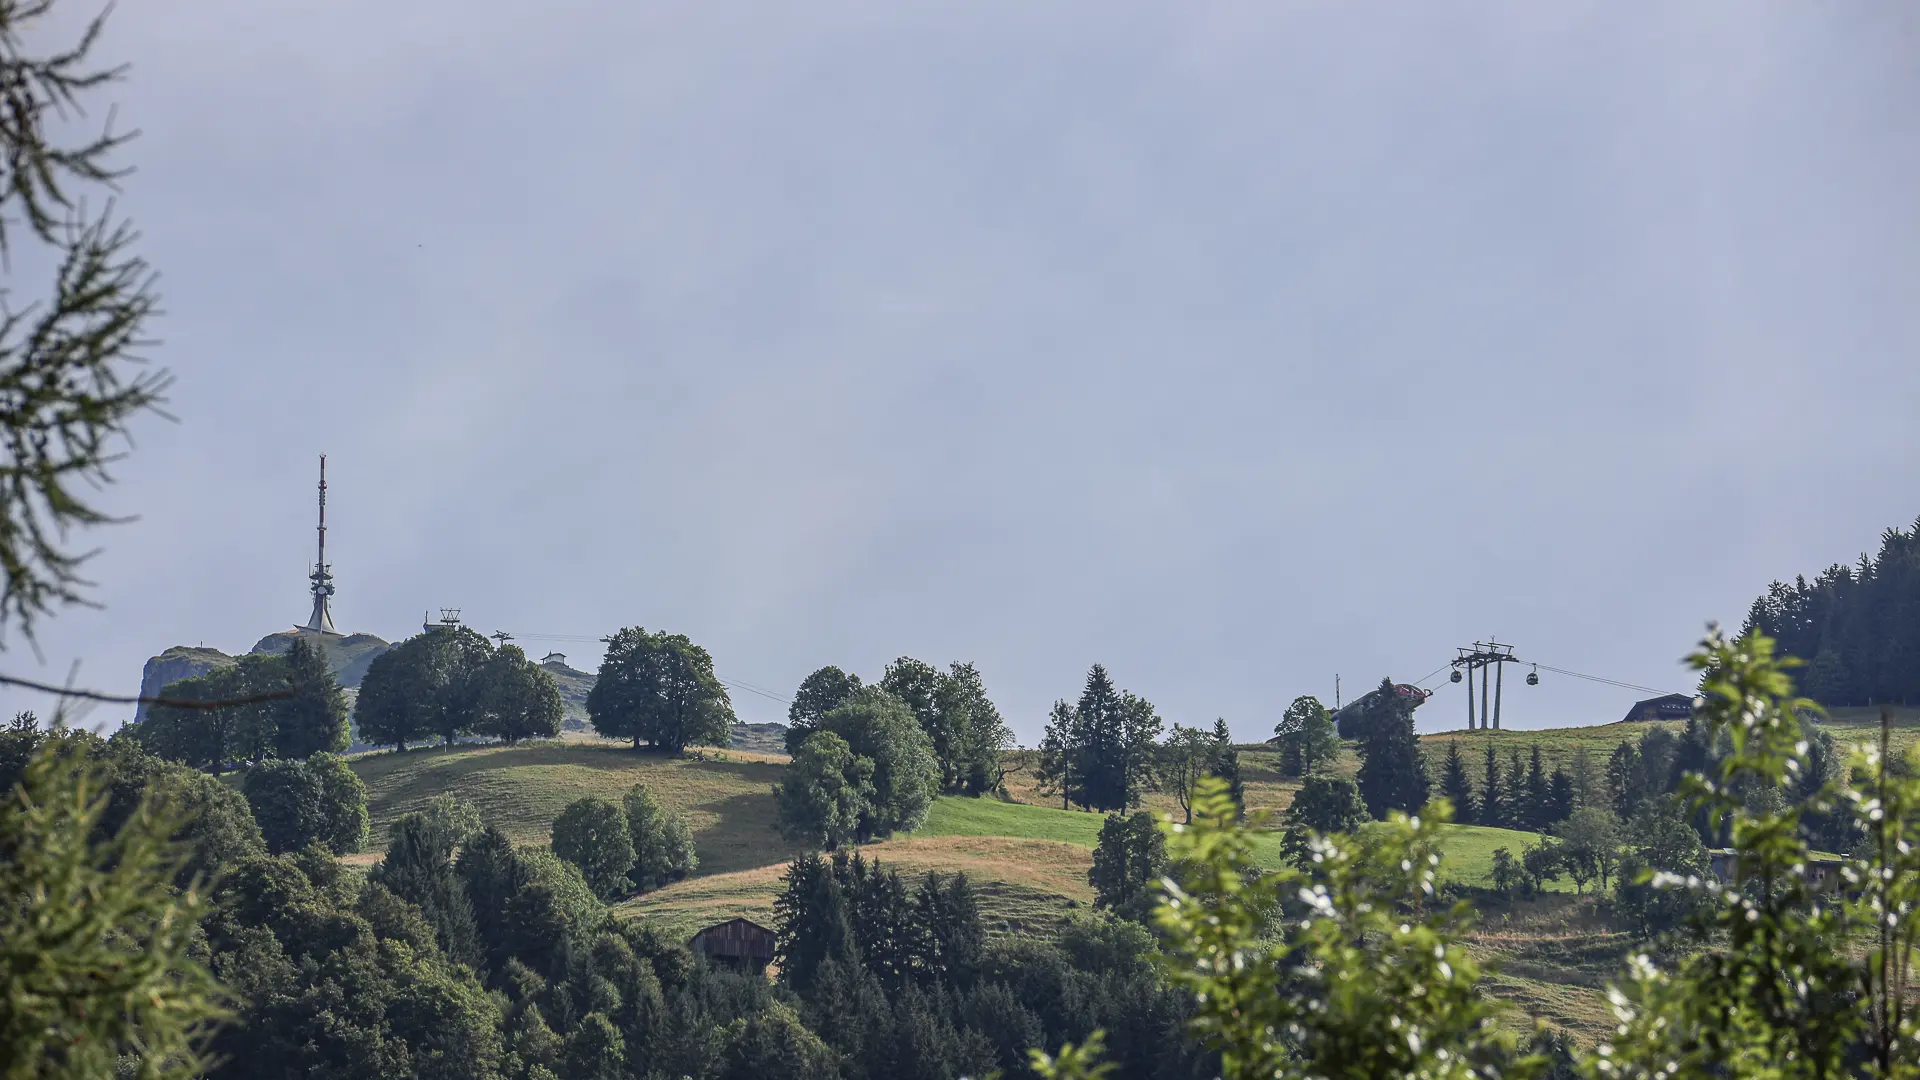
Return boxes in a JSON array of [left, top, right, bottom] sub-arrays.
[[136, 630, 393, 723], [538, 658, 596, 728], [249, 630, 392, 688], [136, 646, 238, 721]]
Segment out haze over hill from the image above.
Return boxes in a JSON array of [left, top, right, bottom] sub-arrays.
[[2, 2, 1914, 743]]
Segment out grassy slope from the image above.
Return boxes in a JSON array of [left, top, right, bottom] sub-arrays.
[[345, 735, 1598, 1038]]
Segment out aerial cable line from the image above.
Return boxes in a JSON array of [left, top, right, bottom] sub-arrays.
[[496, 631, 795, 705], [1528, 663, 1679, 698]]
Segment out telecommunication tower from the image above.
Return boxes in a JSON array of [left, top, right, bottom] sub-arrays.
[[300, 455, 341, 635]]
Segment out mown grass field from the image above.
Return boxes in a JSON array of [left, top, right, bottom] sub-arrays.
[[350, 740, 789, 875]]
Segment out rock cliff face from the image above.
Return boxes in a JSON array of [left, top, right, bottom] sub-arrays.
[[135, 631, 393, 722], [248, 631, 392, 688], [135, 647, 239, 721], [539, 659, 595, 728]]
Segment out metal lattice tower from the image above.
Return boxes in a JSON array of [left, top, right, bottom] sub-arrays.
[[301, 455, 340, 635], [1451, 640, 1520, 730]]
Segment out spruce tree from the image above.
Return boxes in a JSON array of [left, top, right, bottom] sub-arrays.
[[277, 636, 350, 758], [1547, 767, 1575, 827], [1569, 744, 1598, 810], [1074, 665, 1125, 811], [1480, 744, 1506, 828], [1524, 746, 1551, 831], [1439, 742, 1476, 824], [1034, 701, 1078, 810], [1353, 678, 1429, 820], [1508, 748, 1528, 827], [1209, 718, 1246, 814]]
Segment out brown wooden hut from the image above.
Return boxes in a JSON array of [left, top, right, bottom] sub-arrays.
[[689, 917, 776, 975]]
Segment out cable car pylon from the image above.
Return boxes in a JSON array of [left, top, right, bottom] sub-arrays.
[[1450, 640, 1524, 730]]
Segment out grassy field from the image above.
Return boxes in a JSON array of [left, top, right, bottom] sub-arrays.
[[351, 740, 789, 875], [346, 735, 1599, 1037]]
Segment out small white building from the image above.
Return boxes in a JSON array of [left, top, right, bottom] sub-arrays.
[[539, 652, 567, 668]]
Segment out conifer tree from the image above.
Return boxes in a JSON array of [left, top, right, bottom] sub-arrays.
[[1479, 744, 1506, 828], [1034, 701, 1079, 810], [1075, 666, 1125, 811], [277, 636, 350, 758], [1607, 741, 1644, 820], [1524, 746, 1551, 831], [1208, 718, 1245, 814], [1508, 748, 1528, 827], [1353, 677, 1428, 819], [1438, 741, 1476, 824], [1569, 744, 1598, 810], [1547, 767, 1575, 827]]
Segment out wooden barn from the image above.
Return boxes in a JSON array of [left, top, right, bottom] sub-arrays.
[[1621, 693, 1694, 724], [689, 917, 776, 976]]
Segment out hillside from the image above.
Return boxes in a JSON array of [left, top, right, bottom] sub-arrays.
[[345, 734, 1596, 1037]]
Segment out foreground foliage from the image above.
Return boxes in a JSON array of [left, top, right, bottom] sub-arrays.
[[1041, 626, 1920, 1080], [0, 737, 226, 1079]]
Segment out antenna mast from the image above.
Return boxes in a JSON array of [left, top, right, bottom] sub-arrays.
[[300, 454, 340, 635]]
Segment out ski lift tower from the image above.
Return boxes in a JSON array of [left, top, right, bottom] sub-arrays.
[[1450, 640, 1522, 730]]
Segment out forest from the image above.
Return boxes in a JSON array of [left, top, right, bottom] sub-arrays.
[[1741, 513, 1920, 706]]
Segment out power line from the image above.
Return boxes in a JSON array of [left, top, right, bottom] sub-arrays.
[[0, 671, 293, 710], [1530, 663, 1677, 698], [501, 632, 794, 705]]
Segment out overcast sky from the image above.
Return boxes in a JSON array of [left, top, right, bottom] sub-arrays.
[[4, 1, 1917, 741]]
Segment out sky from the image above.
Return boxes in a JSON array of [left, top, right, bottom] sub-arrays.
[[3, 1, 1917, 741]]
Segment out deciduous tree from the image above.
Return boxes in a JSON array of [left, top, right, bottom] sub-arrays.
[[786, 666, 862, 753], [241, 758, 326, 855], [1088, 811, 1166, 923], [1279, 774, 1369, 868], [815, 688, 939, 839], [1156, 725, 1215, 824], [1273, 695, 1339, 777], [552, 796, 637, 900], [1555, 807, 1619, 894], [473, 643, 565, 744], [588, 627, 735, 753], [775, 731, 873, 851], [624, 783, 699, 889]]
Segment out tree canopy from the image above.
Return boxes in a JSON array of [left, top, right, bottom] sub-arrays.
[[587, 626, 735, 753], [812, 686, 940, 840]]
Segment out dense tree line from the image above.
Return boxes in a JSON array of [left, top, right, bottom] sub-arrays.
[[549, 786, 699, 899], [772, 850, 1217, 1080], [357, 629, 566, 751], [136, 637, 350, 770], [1435, 742, 1576, 832], [1741, 512, 1920, 706], [777, 687, 941, 848], [1035, 665, 1164, 813], [786, 658, 1014, 796]]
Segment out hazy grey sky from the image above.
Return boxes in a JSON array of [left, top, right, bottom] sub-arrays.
[[5, 1, 1917, 740]]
